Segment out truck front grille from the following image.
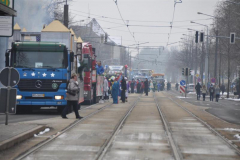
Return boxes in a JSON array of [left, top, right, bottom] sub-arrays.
[[18, 79, 66, 92]]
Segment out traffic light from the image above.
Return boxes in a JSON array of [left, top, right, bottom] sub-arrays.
[[189, 68, 192, 76], [230, 32, 235, 44], [195, 31, 199, 43], [182, 68, 185, 76], [200, 32, 204, 42], [185, 68, 189, 76], [105, 33, 108, 43]]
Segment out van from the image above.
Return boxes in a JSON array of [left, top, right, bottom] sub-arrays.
[[187, 83, 195, 93]]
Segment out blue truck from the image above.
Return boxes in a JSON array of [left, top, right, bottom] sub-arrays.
[[5, 42, 78, 113]]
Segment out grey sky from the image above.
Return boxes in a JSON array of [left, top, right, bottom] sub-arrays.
[[70, 0, 221, 54]]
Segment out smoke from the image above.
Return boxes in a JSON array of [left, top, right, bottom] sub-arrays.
[[14, 0, 55, 31]]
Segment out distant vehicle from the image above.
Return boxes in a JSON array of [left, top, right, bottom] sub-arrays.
[[187, 83, 195, 93], [152, 73, 165, 83], [133, 69, 153, 81]]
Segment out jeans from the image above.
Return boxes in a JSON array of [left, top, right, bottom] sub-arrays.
[[210, 93, 214, 101], [216, 94, 220, 102], [62, 101, 80, 118], [197, 92, 200, 100], [202, 93, 206, 101]]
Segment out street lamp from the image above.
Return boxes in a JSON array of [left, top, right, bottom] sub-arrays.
[[197, 12, 219, 85], [190, 21, 209, 85]]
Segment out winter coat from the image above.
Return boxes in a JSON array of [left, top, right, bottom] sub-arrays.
[[195, 83, 202, 92], [215, 87, 220, 95], [121, 79, 126, 91], [66, 79, 79, 101], [202, 87, 207, 94], [209, 86, 215, 94], [103, 79, 108, 91]]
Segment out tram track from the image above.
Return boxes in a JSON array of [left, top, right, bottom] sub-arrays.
[[16, 102, 114, 160], [165, 91, 240, 156], [96, 93, 181, 160]]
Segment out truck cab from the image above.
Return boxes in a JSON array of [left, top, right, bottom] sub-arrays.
[[5, 42, 75, 113]]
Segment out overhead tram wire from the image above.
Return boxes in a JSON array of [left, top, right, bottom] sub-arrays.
[[166, 0, 182, 46], [112, 0, 137, 43], [71, 9, 212, 24]]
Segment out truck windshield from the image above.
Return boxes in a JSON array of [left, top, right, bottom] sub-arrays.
[[13, 51, 66, 68]]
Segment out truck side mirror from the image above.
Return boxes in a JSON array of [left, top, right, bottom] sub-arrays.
[[70, 52, 74, 62], [5, 50, 10, 67]]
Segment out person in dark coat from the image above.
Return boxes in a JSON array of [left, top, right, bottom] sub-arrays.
[[121, 77, 126, 103], [130, 79, 135, 93], [209, 84, 215, 101], [137, 80, 141, 93], [144, 78, 149, 96], [220, 84, 225, 95], [195, 82, 202, 100]]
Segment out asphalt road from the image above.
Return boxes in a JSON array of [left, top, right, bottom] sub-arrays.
[[0, 105, 89, 125], [169, 90, 240, 125]]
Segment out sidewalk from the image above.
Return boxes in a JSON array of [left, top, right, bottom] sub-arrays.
[[0, 101, 112, 160], [0, 123, 45, 151]]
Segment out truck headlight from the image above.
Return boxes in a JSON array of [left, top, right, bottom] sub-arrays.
[[16, 95, 22, 99], [55, 96, 64, 100]]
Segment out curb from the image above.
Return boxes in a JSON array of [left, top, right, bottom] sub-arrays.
[[0, 125, 46, 151]]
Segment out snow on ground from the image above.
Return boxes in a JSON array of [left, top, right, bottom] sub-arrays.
[[176, 96, 192, 99], [234, 134, 240, 140], [34, 128, 50, 137], [223, 128, 240, 132], [188, 92, 196, 95]]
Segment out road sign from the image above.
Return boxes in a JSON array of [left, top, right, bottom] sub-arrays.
[[0, 88, 16, 114], [0, 67, 20, 87], [180, 85, 185, 93], [195, 74, 199, 78], [180, 80, 186, 86], [198, 77, 201, 82], [0, 0, 14, 37], [211, 78, 216, 83]]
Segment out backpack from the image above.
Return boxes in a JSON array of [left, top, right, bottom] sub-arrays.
[[210, 88, 214, 93]]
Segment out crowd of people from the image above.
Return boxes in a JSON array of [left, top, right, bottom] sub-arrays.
[[194, 82, 224, 102]]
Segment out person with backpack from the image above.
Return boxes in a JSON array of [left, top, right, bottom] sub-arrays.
[[202, 85, 207, 101], [215, 85, 220, 102], [209, 84, 215, 101], [195, 82, 202, 100]]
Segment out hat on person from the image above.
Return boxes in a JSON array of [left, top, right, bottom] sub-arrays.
[[71, 73, 77, 78]]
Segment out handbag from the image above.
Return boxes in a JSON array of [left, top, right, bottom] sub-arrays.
[[67, 89, 76, 96]]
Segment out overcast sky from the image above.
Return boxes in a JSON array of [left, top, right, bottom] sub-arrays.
[[69, 0, 222, 53]]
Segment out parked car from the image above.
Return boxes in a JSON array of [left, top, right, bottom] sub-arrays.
[[187, 83, 195, 93]]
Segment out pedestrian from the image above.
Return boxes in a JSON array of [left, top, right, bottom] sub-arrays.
[[112, 77, 119, 104], [144, 78, 149, 96], [137, 80, 141, 93], [162, 81, 165, 91], [141, 81, 145, 93], [195, 82, 202, 100], [157, 81, 161, 92], [220, 84, 225, 95], [175, 83, 179, 91], [130, 79, 135, 93], [202, 85, 207, 101], [103, 77, 109, 100], [62, 73, 82, 119], [150, 80, 154, 92], [215, 85, 220, 102], [209, 84, 215, 101], [125, 77, 129, 102], [121, 77, 126, 103]]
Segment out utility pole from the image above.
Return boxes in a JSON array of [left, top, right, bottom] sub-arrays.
[[64, 0, 69, 28], [214, 30, 219, 84]]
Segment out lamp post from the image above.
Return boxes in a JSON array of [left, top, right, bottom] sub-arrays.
[[197, 12, 219, 85], [190, 21, 209, 85]]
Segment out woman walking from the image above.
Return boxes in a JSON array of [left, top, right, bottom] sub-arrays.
[[215, 85, 220, 102], [202, 85, 207, 101], [62, 73, 82, 119], [150, 81, 154, 92]]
